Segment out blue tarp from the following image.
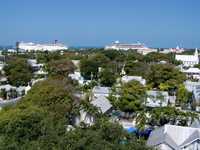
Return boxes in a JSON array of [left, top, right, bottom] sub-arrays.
[[126, 127, 137, 133]]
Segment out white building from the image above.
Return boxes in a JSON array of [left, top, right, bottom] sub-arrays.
[[147, 125, 200, 150], [182, 67, 200, 80], [146, 91, 169, 107], [184, 80, 200, 111], [68, 71, 91, 85], [161, 46, 185, 54], [121, 75, 146, 85], [18, 42, 68, 52], [175, 49, 199, 67], [184, 81, 200, 93], [105, 41, 157, 55]]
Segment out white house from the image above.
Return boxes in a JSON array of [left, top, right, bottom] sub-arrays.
[[74, 109, 95, 126], [0, 84, 31, 100], [91, 86, 110, 97], [90, 86, 112, 113], [147, 125, 200, 150], [121, 75, 146, 85], [175, 49, 199, 67], [91, 95, 112, 114], [28, 59, 44, 71], [182, 67, 200, 80], [146, 91, 169, 107], [184, 80, 200, 92], [74, 86, 113, 126], [68, 71, 91, 85]]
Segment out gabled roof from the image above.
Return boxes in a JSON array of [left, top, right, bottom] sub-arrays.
[[146, 91, 169, 97], [182, 68, 200, 74], [92, 86, 110, 95], [91, 95, 112, 113], [180, 130, 200, 148], [147, 125, 200, 149]]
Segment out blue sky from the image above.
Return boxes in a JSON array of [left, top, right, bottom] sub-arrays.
[[0, 0, 200, 48]]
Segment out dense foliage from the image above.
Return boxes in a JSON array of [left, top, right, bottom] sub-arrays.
[[136, 107, 198, 129], [147, 64, 186, 91], [0, 78, 152, 150], [46, 59, 76, 77], [110, 81, 146, 112], [124, 61, 150, 77], [4, 57, 33, 86]]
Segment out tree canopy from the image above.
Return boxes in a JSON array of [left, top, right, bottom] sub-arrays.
[[147, 64, 186, 91], [4, 57, 33, 86], [124, 61, 150, 77], [0, 78, 152, 150], [46, 59, 76, 77], [110, 80, 146, 112]]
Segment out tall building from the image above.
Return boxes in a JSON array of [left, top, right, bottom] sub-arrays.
[[105, 41, 157, 55], [18, 41, 68, 52], [175, 49, 199, 67]]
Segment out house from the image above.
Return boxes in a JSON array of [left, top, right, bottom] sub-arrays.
[[175, 49, 199, 67], [161, 46, 185, 54], [68, 71, 85, 85], [184, 80, 200, 92], [74, 86, 112, 126], [68, 71, 91, 85], [74, 109, 95, 126], [0, 84, 31, 100], [146, 91, 169, 107], [90, 86, 112, 113], [182, 68, 200, 80], [91, 95, 112, 113], [193, 85, 200, 105], [121, 75, 146, 85], [92, 86, 110, 97], [27, 59, 43, 71], [184, 81, 200, 111], [147, 125, 200, 150]]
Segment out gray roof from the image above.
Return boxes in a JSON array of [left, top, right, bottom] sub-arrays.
[[91, 95, 112, 113], [92, 86, 110, 95], [146, 91, 169, 97], [180, 131, 200, 148], [191, 119, 200, 128], [147, 125, 200, 149]]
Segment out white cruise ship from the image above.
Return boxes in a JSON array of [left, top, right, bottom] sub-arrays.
[[105, 41, 157, 55], [17, 41, 68, 52]]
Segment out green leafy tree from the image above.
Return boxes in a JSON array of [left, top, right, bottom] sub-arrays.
[[4, 57, 33, 86], [36, 52, 64, 64], [144, 52, 170, 63], [80, 53, 109, 80], [111, 80, 146, 112], [0, 78, 152, 150], [46, 59, 75, 77], [124, 61, 150, 77], [145, 107, 198, 127], [8, 88, 18, 99], [147, 64, 186, 91], [0, 88, 7, 100], [176, 84, 191, 106], [99, 66, 117, 87]]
